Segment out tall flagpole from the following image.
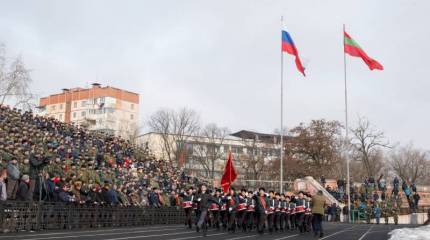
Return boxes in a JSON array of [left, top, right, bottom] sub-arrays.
[[280, 16, 284, 194], [343, 24, 351, 223]]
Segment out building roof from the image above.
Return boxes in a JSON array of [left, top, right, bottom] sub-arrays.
[[39, 84, 139, 106], [230, 130, 289, 144]]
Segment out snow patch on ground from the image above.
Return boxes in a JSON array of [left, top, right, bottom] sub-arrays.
[[389, 225, 430, 240]]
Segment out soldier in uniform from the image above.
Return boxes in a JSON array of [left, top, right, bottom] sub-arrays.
[[274, 192, 282, 232], [252, 187, 269, 235], [279, 194, 287, 232], [220, 191, 228, 230], [304, 194, 312, 232], [244, 190, 255, 232], [236, 189, 247, 232], [365, 202, 373, 224], [210, 189, 222, 230], [392, 207, 399, 225], [267, 191, 276, 233], [289, 195, 297, 230], [285, 195, 291, 230], [226, 187, 240, 233], [180, 187, 194, 229], [382, 203, 390, 225], [295, 191, 307, 233]]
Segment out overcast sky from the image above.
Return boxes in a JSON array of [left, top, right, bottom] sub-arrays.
[[1, 0, 429, 149]]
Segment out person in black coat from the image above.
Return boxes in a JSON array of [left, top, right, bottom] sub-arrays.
[[195, 184, 220, 235], [16, 175, 31, 201], [253, 187, 269, 234]]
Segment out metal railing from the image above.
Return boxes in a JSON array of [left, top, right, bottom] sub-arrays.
[[0, 201, 185, 233]]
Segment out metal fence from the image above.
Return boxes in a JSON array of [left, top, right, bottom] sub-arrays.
[[0, 201, 185, 233]]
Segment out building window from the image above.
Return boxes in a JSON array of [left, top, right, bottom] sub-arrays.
[[81, 101, 87, 107], [51, 105, 56, 111], [59, 114, 63, 120], [73, 112, 77, 118], [73, 102, 77, 108], [131, 103, 134, 110], [81, 111, 86, 117], [130, 114, 134, 120], [59, 104, 63, 110]]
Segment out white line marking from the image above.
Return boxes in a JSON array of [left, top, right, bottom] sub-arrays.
[[17, 228, 187, 240], [2, 225, 182, 238], [320, 226, 356, 240], [273, 234, 299, 240], [95, 231, 202, 240], [358, 225, 374, 240], [224, 234, 259, 240], [166, 232, 227, 240]]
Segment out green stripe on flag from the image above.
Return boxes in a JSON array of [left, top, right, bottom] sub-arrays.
[[344, 37, 361, 49]]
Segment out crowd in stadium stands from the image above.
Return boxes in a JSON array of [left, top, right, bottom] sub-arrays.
[[0, 105, 207, 206]]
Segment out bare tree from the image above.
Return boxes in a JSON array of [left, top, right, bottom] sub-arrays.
[[191, 123, 229, 180], [350, 117, 391, 177], [0, 43, 34, 109], [147, 107, 200, 163], [239, 137, 268, 181], [284, 119, 344, 178], [390, 144, 430, 184]]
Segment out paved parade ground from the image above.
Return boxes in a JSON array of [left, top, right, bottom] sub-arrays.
[[0, 223, 421, 240]]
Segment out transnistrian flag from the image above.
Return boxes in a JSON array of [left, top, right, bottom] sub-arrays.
[[282, 30, 306, 76], [344, 31, 383, 71]]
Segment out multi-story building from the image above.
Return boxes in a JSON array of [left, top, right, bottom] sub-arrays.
[[138, 130, 284, 187], [37, 83, 139, 138]]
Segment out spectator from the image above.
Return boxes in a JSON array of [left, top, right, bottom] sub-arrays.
[[6, 157, 20, 199], [412, 192, 420, 212], [16, 175, 31, 201], [320, 175, 326, 187], [342, 204, 349, 222], [374, 204, 381, 224], [328, 203, 337, 222], [0, 169, 7, 201]]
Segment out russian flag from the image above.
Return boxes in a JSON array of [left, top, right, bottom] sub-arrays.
[[282, 30, 306, 76]]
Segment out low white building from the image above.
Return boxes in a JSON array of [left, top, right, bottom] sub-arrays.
[[138, 130, 285, 185]]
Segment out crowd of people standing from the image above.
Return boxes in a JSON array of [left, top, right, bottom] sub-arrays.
[[0, 105, 207, 206]]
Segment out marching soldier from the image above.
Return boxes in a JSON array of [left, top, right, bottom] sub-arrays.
[[195, 184, 222, 236], [304, 194, 312, 232], [180, 187, 194, 229], [267, 191, 276, 233], [236, 189, 248, 232], [220, 192, 228, 230], [274, 192, 282, 232], [226, 187, 239, 233], [252, 187, 269, 235], [209, 189, 222, 230], [295, 191, 306, 233], [244, 191, 255, 232], [285, 195, 291, 230], [279, 194, 287, 232], [289, 195, 297, 230]]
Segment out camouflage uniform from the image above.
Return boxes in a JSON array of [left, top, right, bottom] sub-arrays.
[[392, 208, 399, 225], [365, 204, 373, 224], [382, 206, 390, 224]]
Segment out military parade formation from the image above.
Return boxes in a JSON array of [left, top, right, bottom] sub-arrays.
[[180, 185, 327, 237]]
